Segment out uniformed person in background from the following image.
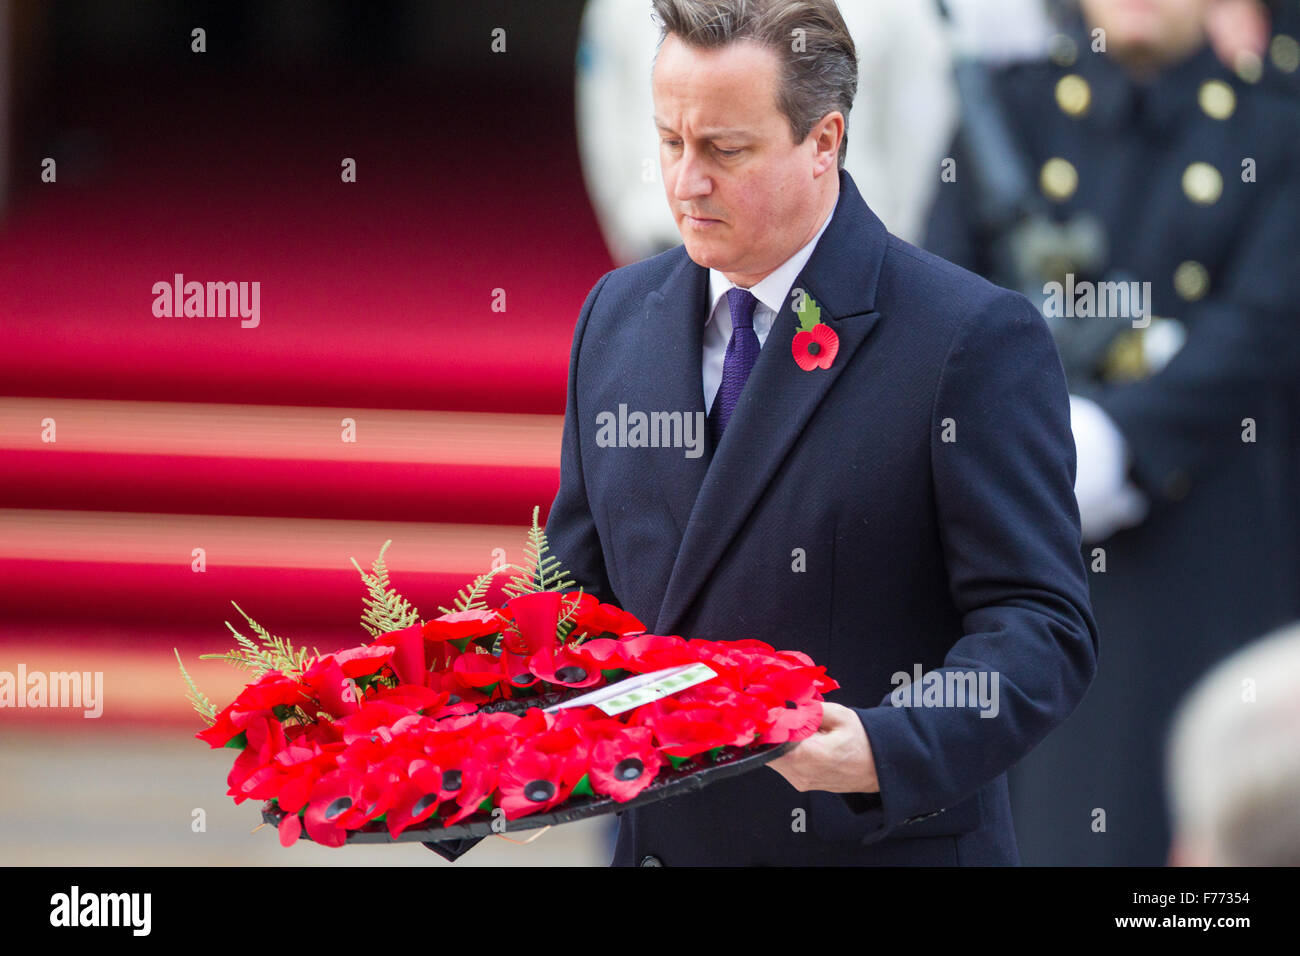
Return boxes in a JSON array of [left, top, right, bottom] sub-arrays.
[[924, 0, 1300, 865]]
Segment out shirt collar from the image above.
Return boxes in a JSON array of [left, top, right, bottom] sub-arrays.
[[706, 204, 835, 327]]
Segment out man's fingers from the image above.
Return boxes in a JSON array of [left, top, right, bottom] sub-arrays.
[[816, 700, 850, 730]]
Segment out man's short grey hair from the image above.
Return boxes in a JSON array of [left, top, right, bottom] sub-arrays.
[[650, 0, 858, 168], [1167, 620, 1300, 865]]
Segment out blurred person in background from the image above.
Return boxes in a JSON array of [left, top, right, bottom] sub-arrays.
[[1167, 620, 1300, 866], [924, 0, 1300, 864]]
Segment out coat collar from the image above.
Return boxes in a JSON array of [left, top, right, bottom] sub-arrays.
[[637, 167, 888, 636]]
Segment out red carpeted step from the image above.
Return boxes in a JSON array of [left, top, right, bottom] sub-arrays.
[[0, 451, 560, 523], [0, 509, 566, 627]]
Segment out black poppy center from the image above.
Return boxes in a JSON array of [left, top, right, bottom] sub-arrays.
[[784, 700, 798, 709], [447, 694, 461, 705], [441, 769, 462, 792], [413, 793, 439, 816], [525, 779, 556, 802], [325, 796, 353, 820], [556, 665, 587, 683], [614, 757, 645, 781], [807, 342, 821, 355], [511, 673, 534, 686]]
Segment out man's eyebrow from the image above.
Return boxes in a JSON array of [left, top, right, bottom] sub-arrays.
[[653, 117, 750, 138]]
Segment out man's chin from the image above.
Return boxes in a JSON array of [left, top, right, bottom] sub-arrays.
[[679, 236, 730, 270]]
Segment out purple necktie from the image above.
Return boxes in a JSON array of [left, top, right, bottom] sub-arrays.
[[710, 287, 760, 441]]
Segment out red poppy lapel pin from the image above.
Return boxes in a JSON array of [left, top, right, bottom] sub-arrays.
[[791, 292, 839, 371]]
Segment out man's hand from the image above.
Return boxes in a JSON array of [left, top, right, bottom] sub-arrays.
[[766, 701, 879, 794]]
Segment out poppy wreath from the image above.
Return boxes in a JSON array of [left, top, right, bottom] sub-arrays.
[[176, 509, 838, 848]]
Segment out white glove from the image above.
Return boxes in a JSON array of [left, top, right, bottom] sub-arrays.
[[1070, 394, 1150, 543]]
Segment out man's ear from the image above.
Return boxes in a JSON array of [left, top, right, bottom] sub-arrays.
[[811, 111, 844, 175]]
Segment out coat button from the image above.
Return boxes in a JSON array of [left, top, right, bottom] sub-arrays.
[[639, 855, 663, 867], [1040, 158, 1078, 202], [1198, 79, 1236, 120], [1174, 260, 1209, 301], [1271, 34, 1299, 73], [1055, 74, 1091, 117], [1182, 162, 1223, 205]]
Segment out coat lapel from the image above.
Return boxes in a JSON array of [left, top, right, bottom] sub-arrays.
[[630, 252, 714, 553], [652, 168, 890, 636]]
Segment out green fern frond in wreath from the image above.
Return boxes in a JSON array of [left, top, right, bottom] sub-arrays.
[[174, 649, 218, 725], [501, 506, 576, 599], [350, 540, 421, 637], [438, 566, 506, 616], [199, 603, 317, 679]]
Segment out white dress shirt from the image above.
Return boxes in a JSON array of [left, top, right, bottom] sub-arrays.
[[703, 206, 835, 413]]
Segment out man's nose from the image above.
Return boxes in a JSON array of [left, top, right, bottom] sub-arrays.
[[670, 146, 712, 203]]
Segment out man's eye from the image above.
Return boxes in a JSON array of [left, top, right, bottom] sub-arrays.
[[716, 147, 741, 157]]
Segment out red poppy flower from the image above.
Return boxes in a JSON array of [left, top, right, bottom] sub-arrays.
[[633, 698, 752, 758], [452, 649, 505, 694], [234, 740, 316, 805], [425, 669, 490, 708], [299, 655, 360, 718], [564, 592, 647, 640], [792, 322, 839, 371], [195, 701, 249, 748], [378, 624, 426, 686], [331, 643, 396, 678], [497, 746, 573, 819], [441, 709, 522, 737], [557, 707, 619, 736], [588, 726, 662, 802], [570, 637, 633, 673], [423, 608, 506, 644], [367, 683, 449, 715], [268, 742, 342, 813], [746, 666, 827, 744], [287, 719, 344, 750], [502, 591, 564, 656], [614, 634, 697, 673], [528, 643, 604, 688], [225, 714, 287, 803], [440, 732, 515, 825], [302, 765, 391, 847], [277, 810, 303, 847], [337, 702, 423, 745], [500, 643, 541, 695], [230, 671, 314, 716], [528, 724, 591, 788], [380, 748, 465, 838]]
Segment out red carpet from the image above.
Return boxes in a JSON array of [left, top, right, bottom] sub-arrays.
[[0, 67, 616, 724]]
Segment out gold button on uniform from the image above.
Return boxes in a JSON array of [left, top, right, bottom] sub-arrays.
[[1174, 260, 1210, 301], [1055, 74, 1091, 117], [1101, 331, 1149, 383], [1049, 33, 1078, 67], [1271, 34, 1300, 74], [1040, 157, 1078, 202], [1234, 50, 1263, 84], [1182, 162, 1223, 205], [1198, 79, 1236, 120]]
